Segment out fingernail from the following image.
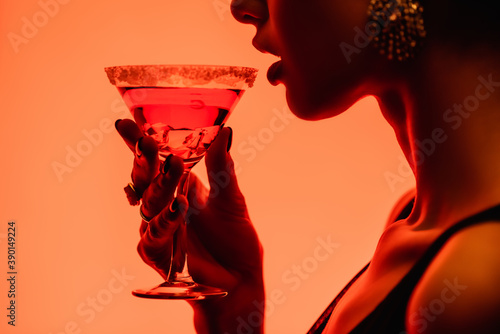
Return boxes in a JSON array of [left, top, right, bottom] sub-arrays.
[[226, 127, 233, 152], [135, 137, 143, 158], [169, 198, 179, 212], [114, 119, 122, 131], [161, 154, 173, 174]]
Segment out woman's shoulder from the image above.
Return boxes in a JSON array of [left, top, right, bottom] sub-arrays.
[[406, 222, 500, 334]]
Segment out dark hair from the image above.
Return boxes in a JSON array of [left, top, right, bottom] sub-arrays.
[[423, 0, 500, 45]]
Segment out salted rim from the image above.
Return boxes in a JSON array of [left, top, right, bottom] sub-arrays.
[[104, 64, 258, 90]]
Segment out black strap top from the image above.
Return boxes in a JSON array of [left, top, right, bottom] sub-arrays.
[[307, 201, 500, 334]]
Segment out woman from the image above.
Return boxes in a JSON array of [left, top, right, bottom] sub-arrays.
[[115, 0, 500, 333]]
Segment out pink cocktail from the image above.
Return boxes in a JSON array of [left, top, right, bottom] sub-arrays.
[[105, 65, 257, 299]]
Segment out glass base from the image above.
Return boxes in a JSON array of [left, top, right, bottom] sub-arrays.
[[132, 281, 228, 300]]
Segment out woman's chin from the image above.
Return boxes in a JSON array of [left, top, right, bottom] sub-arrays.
[[285, 87, 348, 121]]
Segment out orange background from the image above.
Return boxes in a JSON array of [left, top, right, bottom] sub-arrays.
[[0, 0, 414, 333]]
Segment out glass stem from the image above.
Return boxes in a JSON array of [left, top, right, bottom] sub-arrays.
[[166, 170, 194, 284]]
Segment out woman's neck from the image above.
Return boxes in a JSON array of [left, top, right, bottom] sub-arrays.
[[379, 46, 500, 230]]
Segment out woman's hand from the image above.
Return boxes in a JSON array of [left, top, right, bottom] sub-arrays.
[[115, 119, 264, 334]]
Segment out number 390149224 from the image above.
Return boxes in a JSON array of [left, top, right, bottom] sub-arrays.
[[8, 222, 16, 269]]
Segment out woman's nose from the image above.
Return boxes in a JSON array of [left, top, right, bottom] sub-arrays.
[[230, 0, 268, 27]]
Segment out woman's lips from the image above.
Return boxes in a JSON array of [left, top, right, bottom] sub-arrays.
[[267, 60, 283, 86]]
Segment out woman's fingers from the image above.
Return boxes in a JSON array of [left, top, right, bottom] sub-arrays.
[[142, 195, 188, 245], [115, 119, 142, 152], [186, 227, 240, 290], [186, 173, 209, 211], [131, 136, 160, 197], [188, 127, 263, 272], [137, 195, 188, 278], [204, 127, 248, 214], [116, 119, 160, 202], [141, 155, 185, 220]]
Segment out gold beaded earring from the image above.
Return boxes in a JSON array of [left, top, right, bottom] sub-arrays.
[[367, 0, 426, 61]]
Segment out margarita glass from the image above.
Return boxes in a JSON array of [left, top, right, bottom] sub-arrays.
[[105, 64, 258, 299]]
